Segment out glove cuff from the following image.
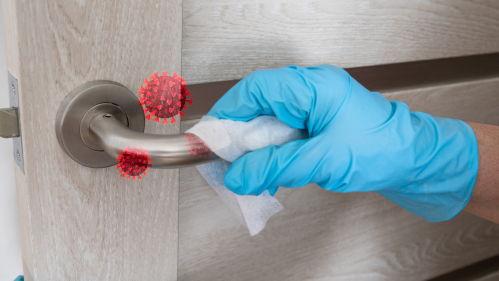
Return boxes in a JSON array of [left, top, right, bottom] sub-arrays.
[[377, 114, 479, 222]]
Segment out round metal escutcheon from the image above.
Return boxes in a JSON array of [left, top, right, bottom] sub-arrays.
[[55, 80, 145, 168]]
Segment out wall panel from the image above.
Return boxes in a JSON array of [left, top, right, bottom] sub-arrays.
[[183, 0, 499, 84]]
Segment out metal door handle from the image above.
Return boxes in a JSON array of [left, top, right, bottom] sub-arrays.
[[56, 80, 219, 169], [89, 113, 219, 168]]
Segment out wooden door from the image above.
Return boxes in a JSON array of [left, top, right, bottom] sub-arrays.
[[2, 1, 181, 280], [5, 0, 499, 280]]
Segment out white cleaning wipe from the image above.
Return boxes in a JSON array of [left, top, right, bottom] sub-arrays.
[[186, 115, 308, 235]]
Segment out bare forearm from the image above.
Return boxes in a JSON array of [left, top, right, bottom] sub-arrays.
[[463, 122, 499, 223]]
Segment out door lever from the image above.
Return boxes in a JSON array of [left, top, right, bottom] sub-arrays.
[[56, 80, 219, 169], [89, 113, 219, 168]]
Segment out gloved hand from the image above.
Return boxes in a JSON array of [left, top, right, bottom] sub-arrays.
[[207, 65, 479, 222]]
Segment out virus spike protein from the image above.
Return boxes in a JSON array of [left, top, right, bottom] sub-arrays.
[[117, 146, 152, 180], [138, 72, 192, 124]]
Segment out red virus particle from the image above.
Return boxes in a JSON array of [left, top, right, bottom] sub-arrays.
[[117, 146, 152, 180], [138, 72, 193, 124], [185, 134, 214, 158]]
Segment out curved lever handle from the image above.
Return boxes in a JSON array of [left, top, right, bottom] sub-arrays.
[[89, 113, 220, 168], [56, 80, 220, 169]]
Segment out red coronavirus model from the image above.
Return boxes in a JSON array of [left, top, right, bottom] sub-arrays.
[[185, 133, 214, 158], [139, 72, 193, 124], [117, 146, 152, 180]]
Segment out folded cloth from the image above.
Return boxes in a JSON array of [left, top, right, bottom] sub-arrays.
[[186, 115, 308, 235]]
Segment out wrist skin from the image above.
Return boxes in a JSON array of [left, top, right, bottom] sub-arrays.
[[463, 122, 499, 224]]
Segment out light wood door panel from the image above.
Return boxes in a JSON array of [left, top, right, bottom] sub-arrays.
[[182, 0, 499, 84], [4, 0, 498, 279], [178, 77, 499, 281], [2, 1, 181, 280]]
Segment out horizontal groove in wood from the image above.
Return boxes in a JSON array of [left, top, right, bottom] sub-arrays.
[[428, 255, 499, 281], [382, 77, 499, 125], [184, 53, 499, 119]]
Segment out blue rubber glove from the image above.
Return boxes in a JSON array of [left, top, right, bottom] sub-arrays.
[[207, 65, 479, 222]]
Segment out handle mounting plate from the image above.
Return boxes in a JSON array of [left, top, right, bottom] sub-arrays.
[[55, 80, 145, 168], [8, 72, 24, 173]]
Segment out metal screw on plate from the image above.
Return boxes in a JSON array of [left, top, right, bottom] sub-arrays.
[[11, 83, 16, 95], [16, 149, 20, 160]]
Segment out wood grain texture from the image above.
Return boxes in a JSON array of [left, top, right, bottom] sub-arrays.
[[178, 77, 499, 281], [182, 0, 499, 84], [3, 0, 181, 280]]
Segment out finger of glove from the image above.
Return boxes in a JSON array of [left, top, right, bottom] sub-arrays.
[[224, 138, 323, 196], [207, 65, 351, 135], [268, 186, 279, 196]]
